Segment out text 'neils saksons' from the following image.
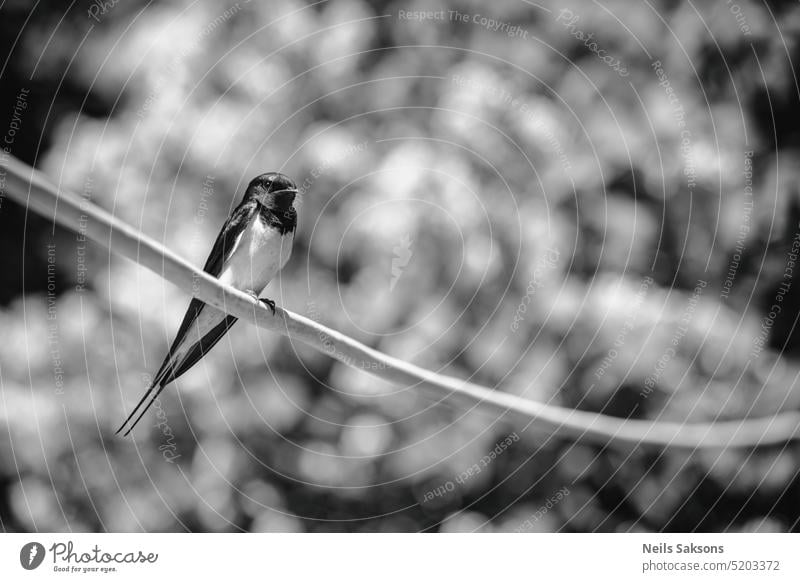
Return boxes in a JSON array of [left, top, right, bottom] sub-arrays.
[[643, 543, 724, 554]]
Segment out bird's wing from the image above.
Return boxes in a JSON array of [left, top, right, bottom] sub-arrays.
[[153, 199, 257, 379], [115, 200, 257, 436], [201, 199, 258, 276]]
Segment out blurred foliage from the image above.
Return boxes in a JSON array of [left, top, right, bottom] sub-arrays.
[[1, 0, 800, 532]]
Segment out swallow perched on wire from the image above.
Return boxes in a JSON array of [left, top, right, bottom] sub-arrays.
[[116, 173, 298, 436]]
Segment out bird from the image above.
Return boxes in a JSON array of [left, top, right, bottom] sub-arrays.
[[116, 172, 299, 436]]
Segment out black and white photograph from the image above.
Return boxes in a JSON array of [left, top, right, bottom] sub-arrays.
[[0, 0, 799, 578]]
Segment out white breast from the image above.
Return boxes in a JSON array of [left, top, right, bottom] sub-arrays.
[[218, 217, 294, 294]]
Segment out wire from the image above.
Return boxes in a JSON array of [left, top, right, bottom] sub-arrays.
[[2, 154, 799, 449]]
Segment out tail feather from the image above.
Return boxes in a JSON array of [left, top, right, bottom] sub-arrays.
[[115, 342, 181, 436], [168, 315, 237, 380], [115, 377, 172, 437], [116, 314, 238, 436]]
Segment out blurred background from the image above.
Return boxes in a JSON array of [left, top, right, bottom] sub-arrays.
[[1, 0, 800, 532]]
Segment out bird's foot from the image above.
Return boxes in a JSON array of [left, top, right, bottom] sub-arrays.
[[246, 290, 276, 315], [259, 297, 277, 315]]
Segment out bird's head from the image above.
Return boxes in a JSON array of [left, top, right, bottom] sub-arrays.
[[247, 172, 298, 211]]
